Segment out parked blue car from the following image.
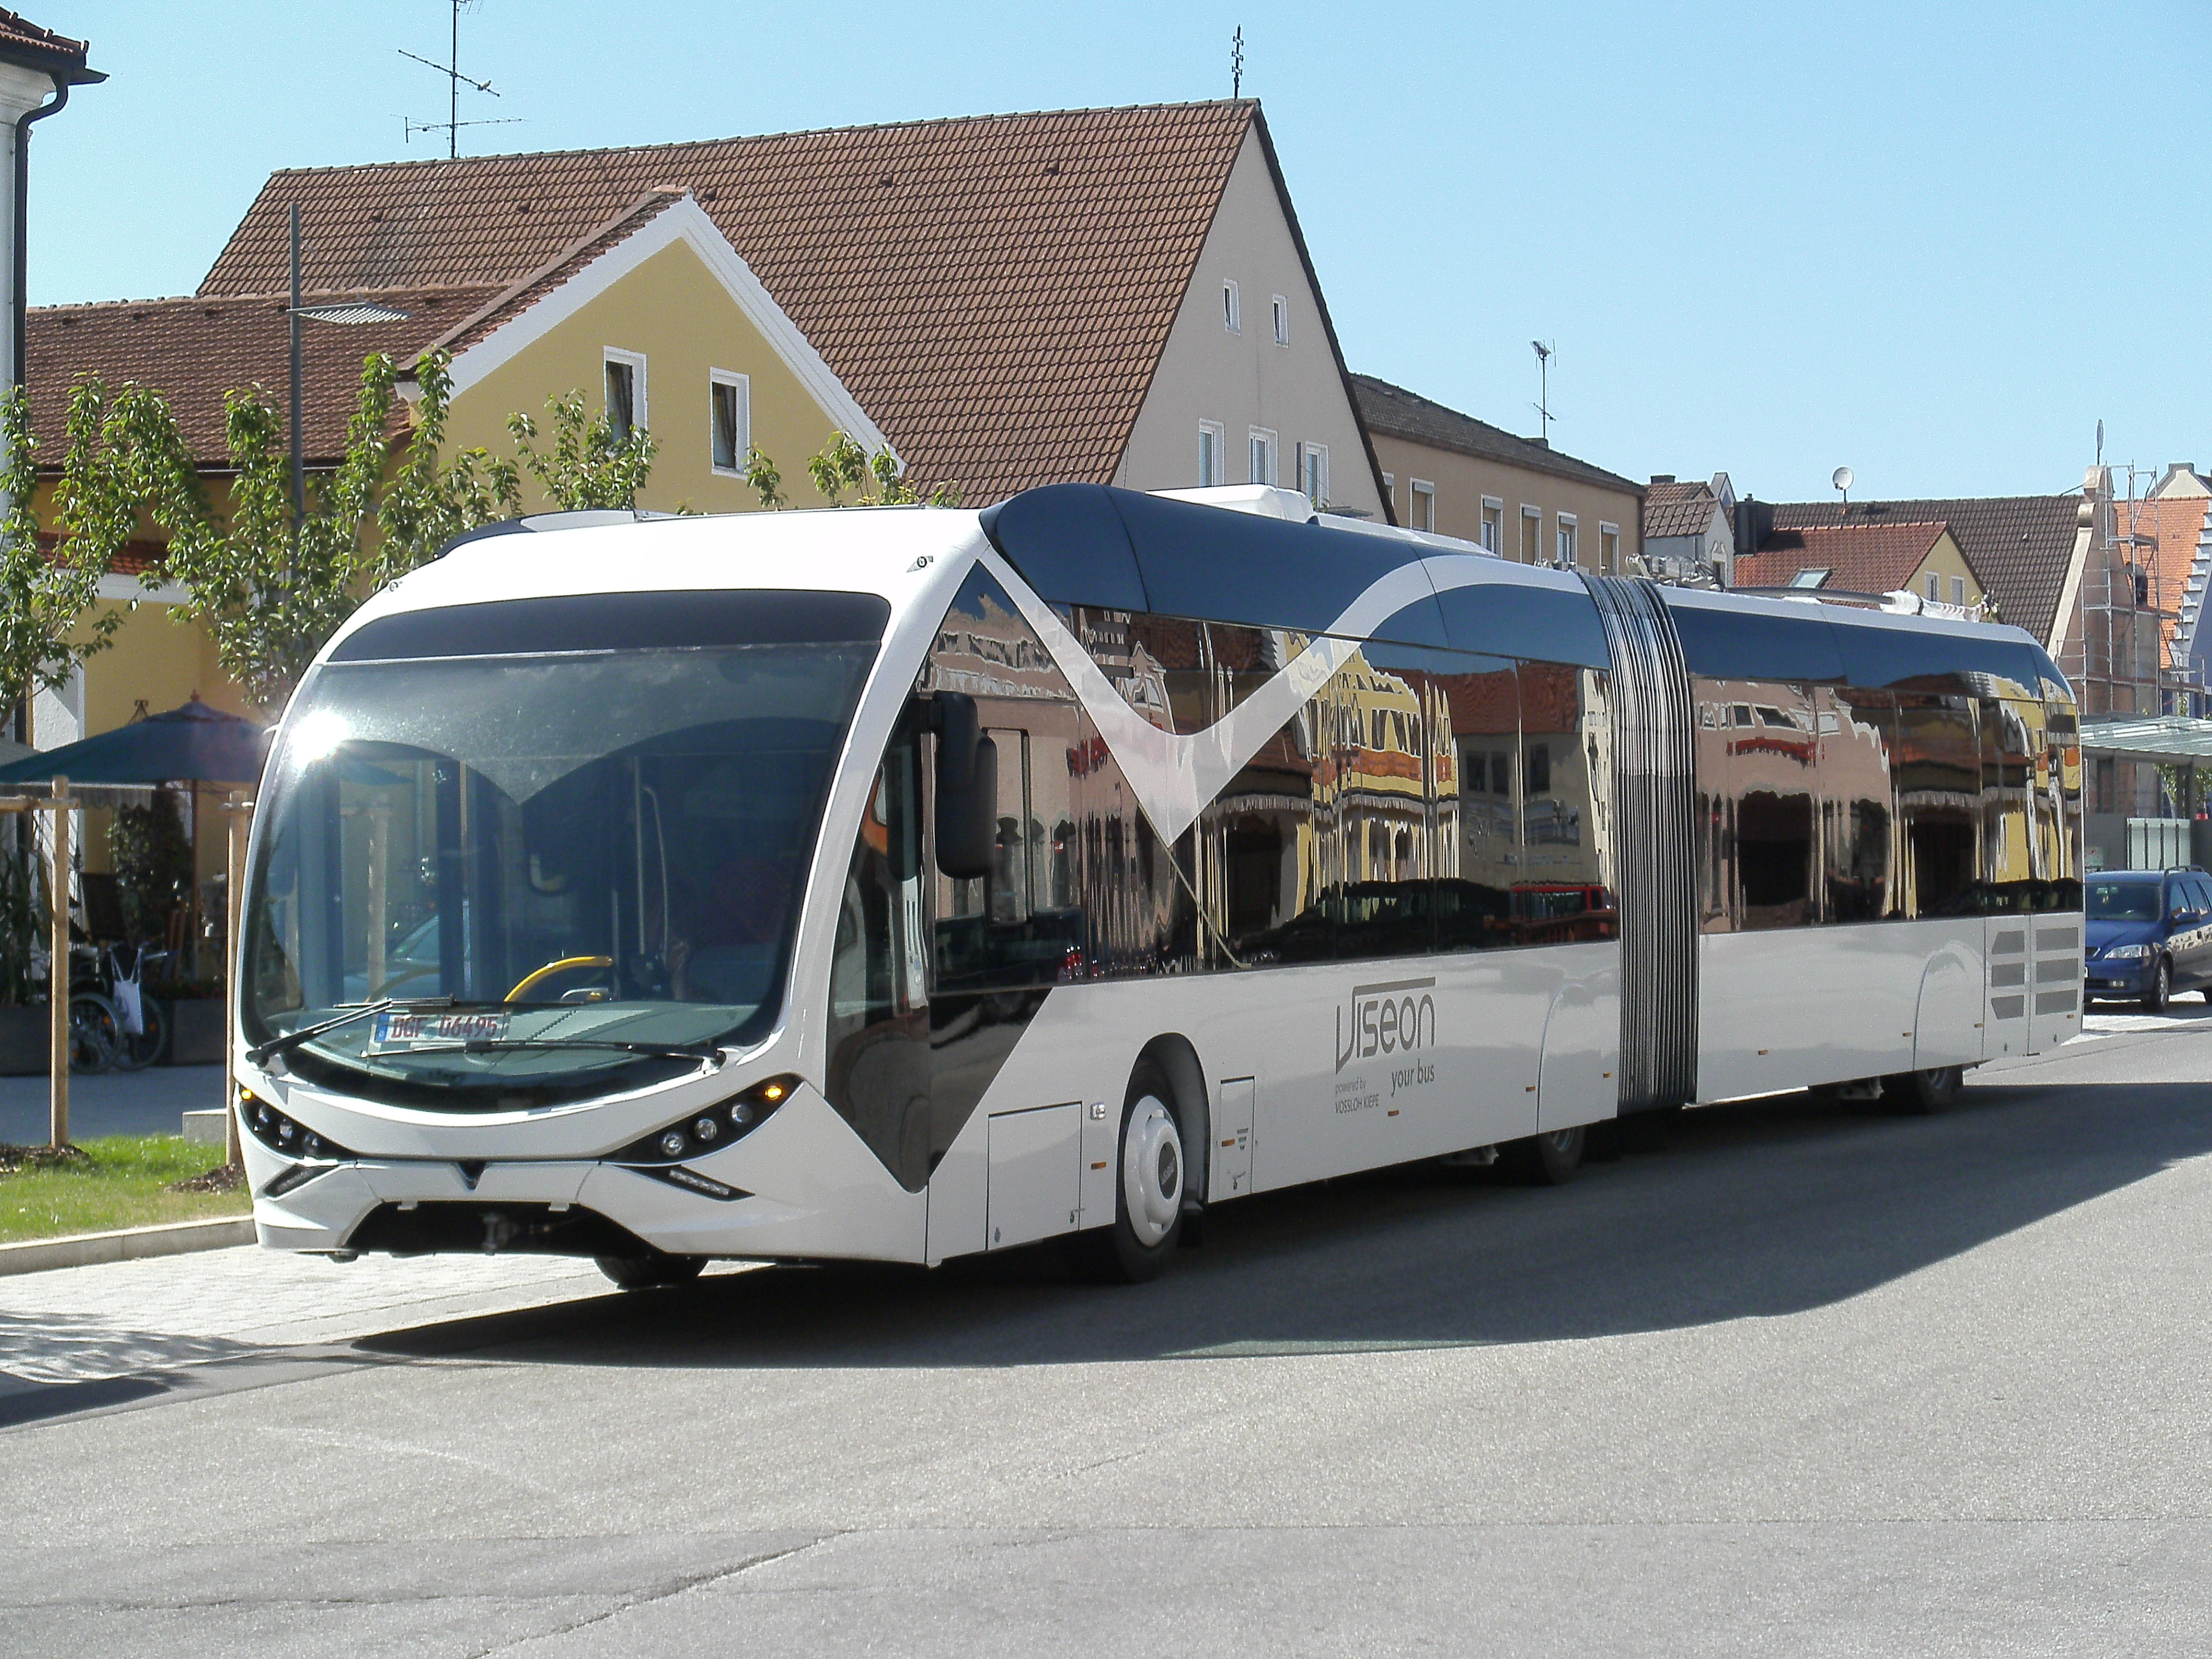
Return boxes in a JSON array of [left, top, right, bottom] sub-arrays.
[[2084, 868, 2212, 1011]]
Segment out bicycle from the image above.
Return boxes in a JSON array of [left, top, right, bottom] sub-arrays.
[[66, 942, 171, 1074]]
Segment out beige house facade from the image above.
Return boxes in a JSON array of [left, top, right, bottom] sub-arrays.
[[1351, 376, 1641, 571]]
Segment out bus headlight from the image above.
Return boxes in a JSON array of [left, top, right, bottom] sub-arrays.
[[614, 1075, 797, 1165], [240, 1088, 359, 1163]]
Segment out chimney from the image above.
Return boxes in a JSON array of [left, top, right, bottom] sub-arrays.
[[1650, 474, 1675, 485]]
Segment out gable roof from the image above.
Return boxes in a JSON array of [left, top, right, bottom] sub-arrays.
[[1644, 478, 1722, 540], [24, 284, 498, 466], [1766, 497, 2080, 646], [0, 8, 100, 83], [1349, 375, 1640, 496], [1738, 521, 1966, 595], [198, 102, 1267, 503]]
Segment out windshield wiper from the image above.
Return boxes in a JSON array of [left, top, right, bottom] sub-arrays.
[[386, 1038, 722, 1064], [247, 998, 456, 1067]]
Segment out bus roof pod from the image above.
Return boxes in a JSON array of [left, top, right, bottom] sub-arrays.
[[432, 508, 682, 560]]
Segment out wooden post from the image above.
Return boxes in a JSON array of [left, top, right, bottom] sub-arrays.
[[47, 776, 68, 1149], [223, 790, 251, 1168]]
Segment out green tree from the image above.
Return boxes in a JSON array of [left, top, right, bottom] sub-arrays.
[[508, 391, 657, 511], [804, 430, 962, 508]]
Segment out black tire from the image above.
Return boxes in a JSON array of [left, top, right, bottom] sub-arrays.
[[67, 993, 119, 1074], [2143, 957, 2172, 1013], [111, 995, 166, 1071], [594, 1253, 707, 1290], [1882, 1064, 1963, 1116], [1067, 1058, 1184, 1284], [1500, 1124, 1585, 1185]]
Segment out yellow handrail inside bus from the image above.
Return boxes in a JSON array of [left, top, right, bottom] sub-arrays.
[[505, 955, 614, 1003]]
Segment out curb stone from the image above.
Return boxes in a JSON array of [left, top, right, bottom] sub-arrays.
[[0, 1216, 255, 1277]]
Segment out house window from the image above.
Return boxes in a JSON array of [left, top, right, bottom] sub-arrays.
[[1272, 294, 1290, 346], [1951, 575, 1966, 606], [1298, 442, 1329, 506], [1223, 280, 1241, 333], [1382, 471, 1395, 498], [1600, 522, 1620, 573], [709, 370, 749, 475], [1248, 427, 1277, 485], [1521, 506, 1542, 564], [1199, 420, 1227, 486], [1557, 514, 1578, 568], [1481, 497, 1503, 554], [1927, 573, 1941, 601], [1408, 478, 1436, 532], [604, 348, 647, 442]]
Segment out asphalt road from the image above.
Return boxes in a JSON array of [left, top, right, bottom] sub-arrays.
[[4, 1017, 2211, 1657]]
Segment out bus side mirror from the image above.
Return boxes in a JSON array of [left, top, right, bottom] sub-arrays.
[[933, 693, 997, 880]]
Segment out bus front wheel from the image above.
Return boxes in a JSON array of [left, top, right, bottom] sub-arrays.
[[1068, 1059, 1184, 1284]]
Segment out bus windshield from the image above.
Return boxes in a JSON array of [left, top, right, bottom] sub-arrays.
[[241, 592, 883, 1103]]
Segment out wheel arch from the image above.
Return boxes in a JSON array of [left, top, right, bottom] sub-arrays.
[[1133, 1033, 1210, 1210]]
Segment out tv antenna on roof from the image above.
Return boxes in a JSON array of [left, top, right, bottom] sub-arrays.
[[1231, 26, 1245, 97], [401, 1, 521, 159], [1531, 340, 1554, 444]]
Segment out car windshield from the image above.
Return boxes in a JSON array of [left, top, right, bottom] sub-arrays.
[[241, 590, 885, 1104], [2085, 881, 2160, 922]]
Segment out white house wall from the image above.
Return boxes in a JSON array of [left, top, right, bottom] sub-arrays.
[[1113, 127, 1384, 519]]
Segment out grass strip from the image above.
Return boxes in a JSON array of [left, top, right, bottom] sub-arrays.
[[0, 1135, 250, 1244]]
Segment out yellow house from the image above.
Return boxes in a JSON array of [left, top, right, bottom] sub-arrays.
[[21, 189, 883, 903]]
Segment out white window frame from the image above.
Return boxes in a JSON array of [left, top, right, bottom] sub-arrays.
[[708, 368, 750, 477], [1481, 495, 1504, 555], [1599, 521, 1620, 574], [1248, 426, 1277, 486], [604, 346, 648, 438], [1408, 478, 1436, 532], [1521, 505, 1543, 563], [1271, 294, 1290, 347], [1951, 574, 1966, 606], [1222, 280, 1241, 334], [1198, 420, 1227, 487], [1558, 512, 1579, 568], [1298, 441, 1329, 505]]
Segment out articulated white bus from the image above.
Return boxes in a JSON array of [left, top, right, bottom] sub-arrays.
[[235, 484, 2083, 1284]]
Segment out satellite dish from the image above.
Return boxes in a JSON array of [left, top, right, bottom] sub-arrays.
[[1832, 466, 1854, 493]]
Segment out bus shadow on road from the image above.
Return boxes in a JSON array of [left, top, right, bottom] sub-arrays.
[[357, 1076, 2212, 1369]]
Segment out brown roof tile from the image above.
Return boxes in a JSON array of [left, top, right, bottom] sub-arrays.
[[25, 285, 501, 466], [1642, 479, 1719, 541], [1738, 521, 1962, 595], [197, 102, 1260, 501], [1766, 497, 2081, 646], [0, 8, 97, 79]]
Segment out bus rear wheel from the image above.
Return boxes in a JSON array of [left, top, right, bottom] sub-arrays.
[[595, 1253, 707, 1290], [1068, 1059, 1184, 1284], [1501, 1125, 1585, 1185]]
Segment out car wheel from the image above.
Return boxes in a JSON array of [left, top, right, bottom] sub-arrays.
[[2142, 957, 2171, 1013]]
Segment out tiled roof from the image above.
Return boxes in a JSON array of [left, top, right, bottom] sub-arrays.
[[1738, 521, 1960, 595], [1349, 375, 1639, 495], [2113, 495, 2211, 663], [1644, 479, 1720, 541], [24, 285, 500, 466], [1767, 497, 2081, 647], [198, 102, 1265, 503], [0, 8, 99, 80]]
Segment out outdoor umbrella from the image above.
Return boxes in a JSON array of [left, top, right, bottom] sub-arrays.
[[0, 696, 267, 788]]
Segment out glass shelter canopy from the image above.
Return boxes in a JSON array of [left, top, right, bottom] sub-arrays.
[[242, 591, 885, 1105]]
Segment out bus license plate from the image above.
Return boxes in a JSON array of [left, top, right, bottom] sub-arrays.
[[369, 1010, 511, 1050]]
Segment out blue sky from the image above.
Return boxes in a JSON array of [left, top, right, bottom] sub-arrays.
[[29, 1, 2205, 502]]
